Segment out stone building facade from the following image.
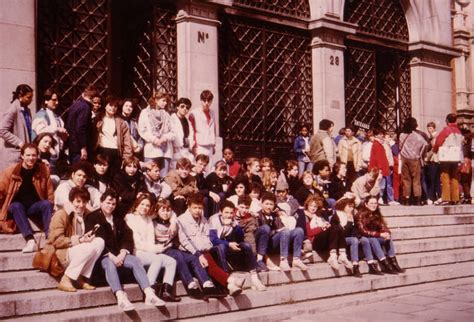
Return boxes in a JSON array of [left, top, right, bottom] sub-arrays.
[[0, 0, 472, 165]]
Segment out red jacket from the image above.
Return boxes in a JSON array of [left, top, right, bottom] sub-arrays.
[[369, 140, 390, 176]]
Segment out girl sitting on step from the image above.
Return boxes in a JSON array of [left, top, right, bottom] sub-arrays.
[[355, 196, 405, 274]]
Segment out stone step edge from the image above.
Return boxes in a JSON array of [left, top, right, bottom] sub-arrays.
[[7, 261, 474, 322], [2, 248, 474, 318], [187, 276, 474, 322], [2, 245, 474, 295]]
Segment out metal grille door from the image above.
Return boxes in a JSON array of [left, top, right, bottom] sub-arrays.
[[219, 16, 313, 164]]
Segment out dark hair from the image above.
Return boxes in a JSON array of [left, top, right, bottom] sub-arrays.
[[313, 160, 330, 175], [68, 187, 90, 202], [43, 88, 60, 104], [93, 154, 109, 166], [71, 161, 92, 178], [195, 154, 210, 164], [427, 121, 436, 129], [156, 198, 172, 211], [332, 160, 346, 177], [446, 113, 457, 124], [214, 160, 227, 171], [338, 127, 346, 135], [372, 128, 385, 136], [11, 84, 33, 103], [261, 191, 276, 203], [33, 132, 57, 149], [237, 194, 252, 207], [20, 142, 38, 156], [319, 119, 334, 131], [100, 188, 119, 202], [249, 182, 263, 197], [148, 92, 169, 108], [220, 200, 235, 211], [402, 117, 418, 134], [335, 197, 355, 211], [83, 85, 99, 99], [176, 158, 193, 170], [200, 90, 214, 101], [187, 193, 204, 206], [131, 193, 154, 214], [121, 156, 140, 170], [285, 160, 298, 172], [176, 97, 192, 108], [359, 196, 388, 228]]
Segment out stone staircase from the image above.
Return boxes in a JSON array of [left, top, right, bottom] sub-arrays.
[[1, 205, 473, 321]]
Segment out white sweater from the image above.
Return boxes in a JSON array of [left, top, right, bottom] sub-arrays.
[[125, 213, 161, 254]]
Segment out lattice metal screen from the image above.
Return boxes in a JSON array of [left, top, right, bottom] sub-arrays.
[[131, 4, 177, 109], [219, 16, 313, 162], [234, 0, 311, 19], [37, 0, 109, 112], [344, 44, 411, 133], [344, 0, 409, 41]]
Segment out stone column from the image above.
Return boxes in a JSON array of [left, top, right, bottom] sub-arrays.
[[309, 18, 356, 133], [0, 0, 36, 111], [408, 43, 461, 130], [175, 2, 222, 162]]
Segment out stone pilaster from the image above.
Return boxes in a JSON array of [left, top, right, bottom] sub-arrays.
[[309, 17, 356, 133], [408, 42, 461, 130], [0, 0, 36, 111], [175, 1, 222, 162]]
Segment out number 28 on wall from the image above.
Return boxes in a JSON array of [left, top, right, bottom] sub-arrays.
[[330, 55, 339, 66]]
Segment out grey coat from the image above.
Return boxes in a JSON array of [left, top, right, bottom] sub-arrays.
[[0, 100, 30, 171]]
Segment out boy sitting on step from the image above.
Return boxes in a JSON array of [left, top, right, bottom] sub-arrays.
[[209, 200, 266, 291]]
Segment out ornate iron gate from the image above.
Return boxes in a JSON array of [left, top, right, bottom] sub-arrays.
[[219, 15, 313, 164], [37, 0, 109, 111], [343, 0, 411, 133], [37, 0, 177, 111]]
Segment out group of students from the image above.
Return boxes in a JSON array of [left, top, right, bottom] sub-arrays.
[[294, 115, 472, 207], [0, 82, 466, 312]]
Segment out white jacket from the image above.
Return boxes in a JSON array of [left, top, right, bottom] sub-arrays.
[[125, 213, 162, 254], [138, 107, 174, 159], [189, 108, 216, 147], [169, 113, 193, 150]]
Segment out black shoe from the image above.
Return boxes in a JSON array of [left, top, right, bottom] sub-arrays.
[[160, 283, 181, 302], [414, 196, 422, 206], [203, 287, 227, 298], [388, 257, 406, 273], [368, 262, 383, 275], [400, 197, 410, 206], [256, 260, 269, 272], [188, 287, 205, 300], [352, 265, 362, 278], [379, 258, 398, 274]]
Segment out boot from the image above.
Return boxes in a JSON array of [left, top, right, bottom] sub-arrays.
[[160, 283, 181, 302], [414, 196, 422, 206], [379, 258, 398, 274], [352, 264, 362, 278], [368, 262, 383, 275], [388, 257, 406, 273], [400, 197, 410, 206]]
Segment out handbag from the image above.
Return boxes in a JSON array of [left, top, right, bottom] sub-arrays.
[[32, 236, 64, 278]]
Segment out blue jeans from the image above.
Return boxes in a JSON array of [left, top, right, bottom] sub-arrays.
[[255, 225, 271, 256], [345, 236, 373, 262], [9, 200, 53, 238], [164, 248, 210, 286], [297, 160, 313, 177], [212, 242, 257, 272], [369, 237, 396, 259], [101, 254, 150, 294], [425, 162, 441, 201], [271, 228, 304, 259], [380, 173, 394, 202]]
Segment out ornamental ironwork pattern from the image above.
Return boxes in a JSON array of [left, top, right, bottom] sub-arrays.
[[344, 43, 411, 133], [131, 3, 177, 109], [219, 16, 313, 163], [37, 0, 109, 111], [234, 0, 310, 19], [344, 0, 409, 41]]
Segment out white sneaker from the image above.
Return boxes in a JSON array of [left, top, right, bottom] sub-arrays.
[[116, 291, 135, 311], [22, 239, 36, 253], [378, 198, 385, 205], [338, 253, 353, 269], [292, 258, 308, 271], [228, 275, 245, 289], [388, 201, 400, 206], [279, 258, 291, 272], [327, 253, 339, 270], [144, 288, 165, 307], [227, 280, 242, 297], [426, 199, 433, 205], [250, 275, 267, 292]]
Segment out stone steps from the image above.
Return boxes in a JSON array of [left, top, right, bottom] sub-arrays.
[[7, 261, 474, 322], [385, 214, 474, 228], [380, 205, 473, 217], [390, 224, 474, 240], [1, 247, 473, 318]]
